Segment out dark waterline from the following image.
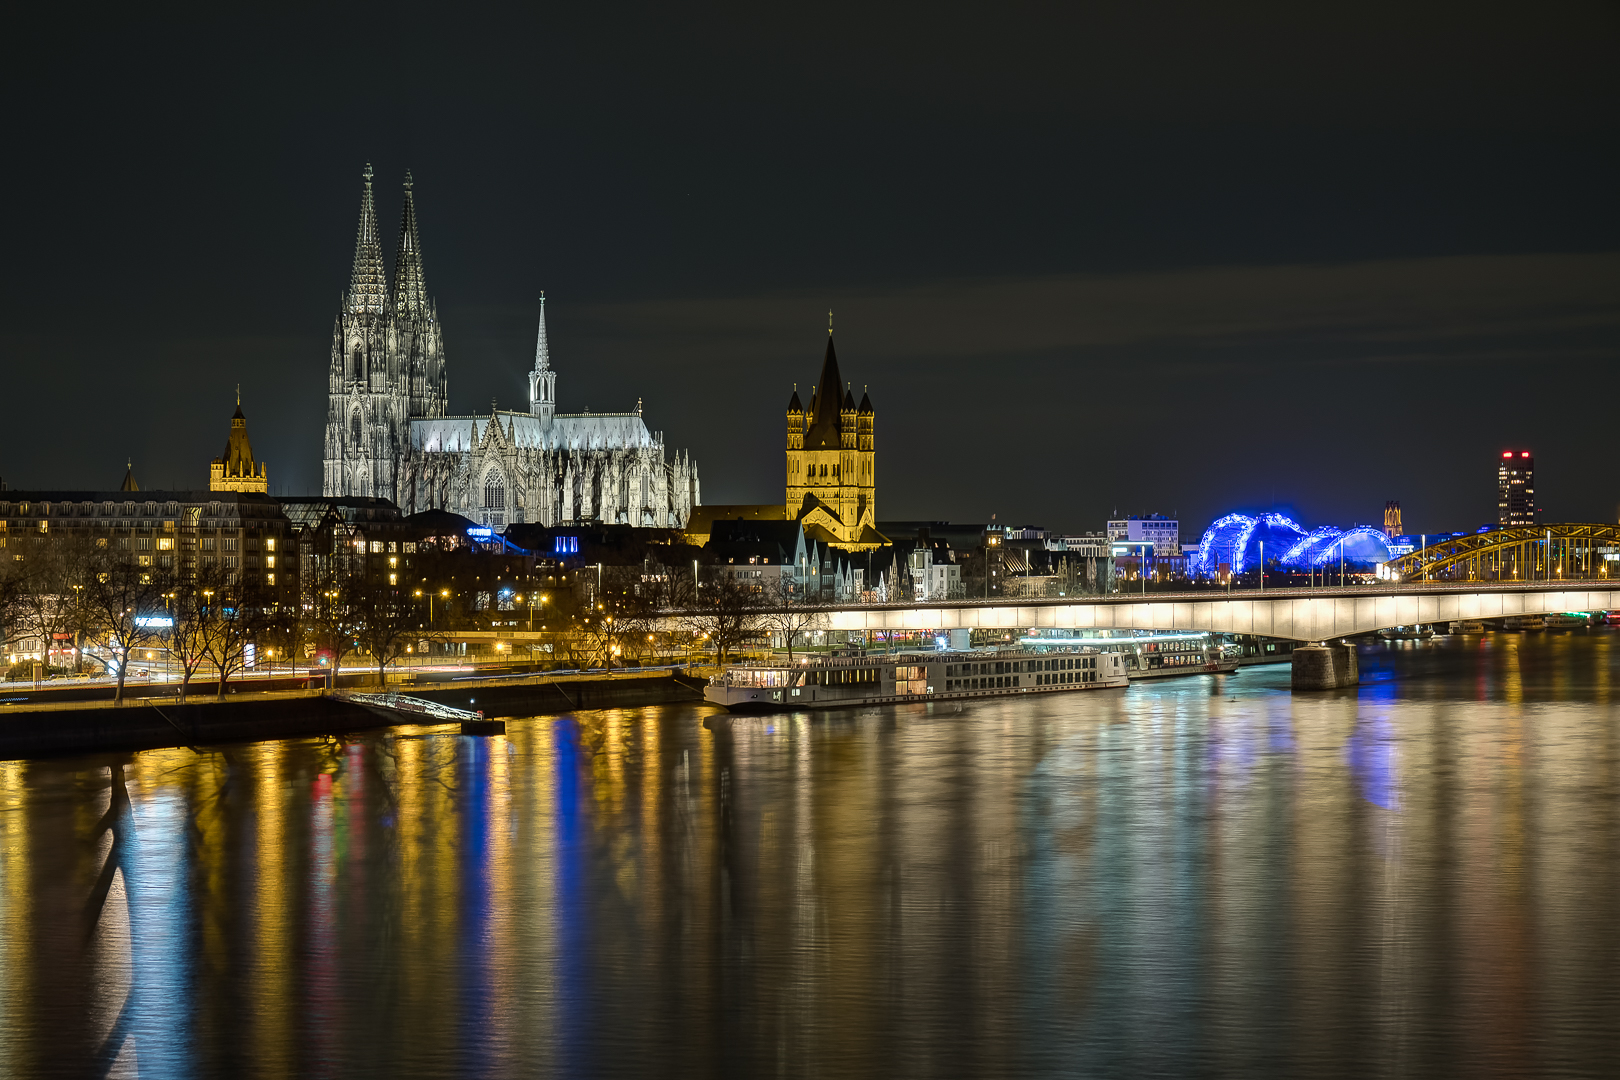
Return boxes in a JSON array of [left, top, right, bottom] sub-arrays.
[[3, 632, 1619, 1078]]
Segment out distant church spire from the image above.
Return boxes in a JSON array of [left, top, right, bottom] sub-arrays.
[[348, 163, 389, 315], [534, 291, 550, 371], [529, 293, 556, 424], [392, 170, 428, 319]]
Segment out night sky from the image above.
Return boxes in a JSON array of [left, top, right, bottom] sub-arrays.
[[5, 4, 1617, 537]]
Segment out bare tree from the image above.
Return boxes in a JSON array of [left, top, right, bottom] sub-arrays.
[[682, 569, 762, 666], [166, 572, 220, 701], [196, 573, 273, 698], [758, 573, 824, 664], [307, 563, 366, 688], [8, 535, 95, 680], [83, 547, 174, 703], [348, 575, 426, 687]]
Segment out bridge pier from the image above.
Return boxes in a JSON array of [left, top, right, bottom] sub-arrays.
[[1291, 643, 1359, 691]]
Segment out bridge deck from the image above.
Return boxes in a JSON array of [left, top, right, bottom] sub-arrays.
[[711, 582, 1620, 641]]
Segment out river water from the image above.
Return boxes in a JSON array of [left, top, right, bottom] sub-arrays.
[[2, 631, 1618, 1078]]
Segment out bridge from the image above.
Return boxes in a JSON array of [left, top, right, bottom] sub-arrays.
[[777, 582, 1620, 641], [1385, 522, 1620, 582]]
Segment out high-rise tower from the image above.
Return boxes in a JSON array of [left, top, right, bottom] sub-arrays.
[[1498, 451, 1535, 525], [322, 165, 446, 500]]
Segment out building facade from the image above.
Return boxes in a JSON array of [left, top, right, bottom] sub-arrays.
[[1498, 451, 1535, 526], [784, 332, 880, 548], [1107, 515, 1180, 555], [320, 165, 699, 530]]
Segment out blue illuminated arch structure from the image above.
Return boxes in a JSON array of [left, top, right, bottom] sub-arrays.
[[1231, 513, 1306, 574], [1194, 514, 1255, 577], [1316, 526, 1394, 568], [1192, 515, 1394, 577], [1282, 526, 1341, 567]]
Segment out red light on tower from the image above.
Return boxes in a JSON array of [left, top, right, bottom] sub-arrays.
[[1521, 451, 1530, 458], [1503, 452, 1513, 458]]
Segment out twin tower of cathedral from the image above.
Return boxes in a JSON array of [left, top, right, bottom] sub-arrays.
[[320, 165, 698, 529]]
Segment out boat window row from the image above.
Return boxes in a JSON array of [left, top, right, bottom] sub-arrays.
[[1035, 668, 1097, 685], [805, 667, 879, 687], [945, 675, 1022, 691], [725, 669, 795, 688], [943, 655, 1092, 678]]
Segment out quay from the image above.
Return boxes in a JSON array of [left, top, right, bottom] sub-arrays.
[[0, 668, 705, 760]]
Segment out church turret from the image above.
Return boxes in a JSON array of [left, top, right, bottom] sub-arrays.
[[211, 391, 269, 493], [786, 386, 803, 449], [840, 383, 857, 451], [528, 294, 557, 425]]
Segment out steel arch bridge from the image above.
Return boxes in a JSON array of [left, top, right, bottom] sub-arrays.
[[1386, 522, 1620, 582]]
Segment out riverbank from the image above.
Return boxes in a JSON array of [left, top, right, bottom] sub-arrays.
[[0, 670, 707, 760]]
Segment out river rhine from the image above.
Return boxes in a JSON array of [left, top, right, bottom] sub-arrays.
[[2, 631, 1618, 1078]]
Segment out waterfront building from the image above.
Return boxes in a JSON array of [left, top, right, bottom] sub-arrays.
[[705, 518, 880, 601], [0, 487, 296, 601], [906, 544, 961, 601], [1498, 451, 1535, 526], [210, 396, 269, 493], [1106, 514, 1180, 555], [320, 165, 699, 529]]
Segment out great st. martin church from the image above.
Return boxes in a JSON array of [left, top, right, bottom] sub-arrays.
[[321, 165, 700, 529]]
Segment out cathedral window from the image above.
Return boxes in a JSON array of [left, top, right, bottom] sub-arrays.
[[485, 476, 506, 511], [351, 414, 363, 448], [353, 347, 363, 380]]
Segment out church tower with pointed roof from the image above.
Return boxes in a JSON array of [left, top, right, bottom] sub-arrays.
[[322, 164, 439, 501], [211, 393, 269, 493], [784, 328, 879, 548]]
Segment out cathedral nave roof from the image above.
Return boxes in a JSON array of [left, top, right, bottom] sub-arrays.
[[410, 410, 658, 453]]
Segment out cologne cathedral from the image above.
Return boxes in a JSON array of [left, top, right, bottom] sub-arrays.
[[321, 165, 700, 530]]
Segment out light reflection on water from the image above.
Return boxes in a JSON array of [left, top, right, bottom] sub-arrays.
[[2, 632, 1619, 1077]]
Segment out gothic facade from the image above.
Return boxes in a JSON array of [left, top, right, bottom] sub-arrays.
[[321, 166, 699, 530]]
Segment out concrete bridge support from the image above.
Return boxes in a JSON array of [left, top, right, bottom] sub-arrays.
[[1291, 643, 1359, 690]]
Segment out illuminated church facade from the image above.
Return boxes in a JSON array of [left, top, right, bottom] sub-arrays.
[[321, 165, 699, 529], [784, 332, 882, 548]]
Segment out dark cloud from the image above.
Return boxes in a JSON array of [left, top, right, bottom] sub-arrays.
[[2, 2, 1617, 537]]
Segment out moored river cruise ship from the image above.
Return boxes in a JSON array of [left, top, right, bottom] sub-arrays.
[[704, 647, 1129, 712]]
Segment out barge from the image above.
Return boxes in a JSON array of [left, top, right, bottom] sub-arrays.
[[704, 647, 1128, 713]]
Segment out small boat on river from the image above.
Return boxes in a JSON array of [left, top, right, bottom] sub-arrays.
[[704, 647, 1128, 713]]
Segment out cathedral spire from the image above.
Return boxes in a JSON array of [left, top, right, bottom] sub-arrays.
[[348, 163, 389, 315], [392, 169, 428, 319], [529, 293, 556, 423], [534, 292, 550, 371]]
